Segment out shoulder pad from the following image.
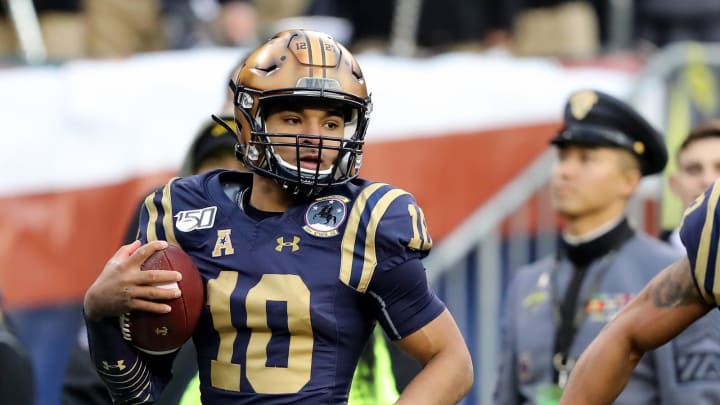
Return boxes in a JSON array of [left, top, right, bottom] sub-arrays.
[[339, 183, 432, 292], [680, 180, 720, 305]]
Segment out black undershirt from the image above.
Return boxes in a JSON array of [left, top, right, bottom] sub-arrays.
[[560, 218, 634, 268], [238, 188, 283, 221]]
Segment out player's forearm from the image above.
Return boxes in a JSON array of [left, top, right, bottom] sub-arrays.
[[85, 316, 163, 403], [395, 345, 474, 405], [560, 327, 642, 404]]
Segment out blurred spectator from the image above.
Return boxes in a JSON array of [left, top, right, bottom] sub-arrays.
[[634, 0, 720, 49], [307, 0, 512, 54], [0, 0, 85, 59], [214, 0, 257, 45], [665, 121, 720, 251], [0, 0, 313, 60], [164, 0, 310, 50], [217, 0, 310, 45], [85, 0, 165, 58], [0, 295, 35, 404], [494, 90, 682, 403], [512, 0, 600, 58], [61, 330, 110, 405], [634, 0, 720, 47]]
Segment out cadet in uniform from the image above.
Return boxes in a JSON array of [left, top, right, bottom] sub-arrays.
[[495, 90, 720, 404], [561, 153, 720, 402]]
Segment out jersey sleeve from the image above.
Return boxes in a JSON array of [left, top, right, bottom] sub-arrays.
[[339, 183, 433, 293], [137, 178, 182, 245], [365, 258, 445, 340], [373, 190, 433, 270], [679, 180, 720, 306], [339, 183, 443, 339]]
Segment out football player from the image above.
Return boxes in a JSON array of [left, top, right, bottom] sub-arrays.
[[83, 29, 473, 404]]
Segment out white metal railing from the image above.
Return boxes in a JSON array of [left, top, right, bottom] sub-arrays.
[[424, 150, 557, 405], [425, 150, 558, 280]]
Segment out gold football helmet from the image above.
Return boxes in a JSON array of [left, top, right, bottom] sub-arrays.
[[229, 29, 372, 195]]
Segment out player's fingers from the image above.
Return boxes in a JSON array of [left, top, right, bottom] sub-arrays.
[[131, 284, 181, 301], [126, 240, 169, 267], [110, 240, 142, 261], [136, 270, 182, 284], [128, 299, 174, 315]]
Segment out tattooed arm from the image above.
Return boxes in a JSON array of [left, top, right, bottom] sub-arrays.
[[560, 257, 713, 405]]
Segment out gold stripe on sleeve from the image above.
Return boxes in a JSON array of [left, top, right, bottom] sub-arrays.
[[709, 184, 720, 305], [357, 189, 408, 293], [160, 178, 180, 246], [143, 191, 159, 242], [340, 183, 387, 287], [698, 182, 720, 304]]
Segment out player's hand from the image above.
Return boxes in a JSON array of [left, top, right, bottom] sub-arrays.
[[83, 240, 182, 321], [219, 1, 257, 46]]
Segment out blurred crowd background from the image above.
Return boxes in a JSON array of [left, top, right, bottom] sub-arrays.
[[2, 0, 720, 63], [3, 1, 720, 405]]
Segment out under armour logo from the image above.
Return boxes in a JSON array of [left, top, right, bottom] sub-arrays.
[[102, 360, 126, 371], [275, 236, 300, 252], [155, 326, 169, 336]]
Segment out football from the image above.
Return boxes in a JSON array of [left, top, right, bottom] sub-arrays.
[[119, 244, 204, 355]]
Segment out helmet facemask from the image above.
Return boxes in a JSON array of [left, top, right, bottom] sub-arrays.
[[234, 84, 372, 196]]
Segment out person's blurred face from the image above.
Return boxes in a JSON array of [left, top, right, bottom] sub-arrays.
[[670, 137, 720, 207], [195, 149, 245, 174], [551, 145, 639, 219]]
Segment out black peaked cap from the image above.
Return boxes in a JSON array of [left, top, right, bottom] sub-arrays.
[[550, 89, 667, 176]]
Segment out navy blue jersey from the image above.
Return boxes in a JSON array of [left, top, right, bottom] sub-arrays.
[[86, 170, 445, 404], [680, 179, 720, 306]]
